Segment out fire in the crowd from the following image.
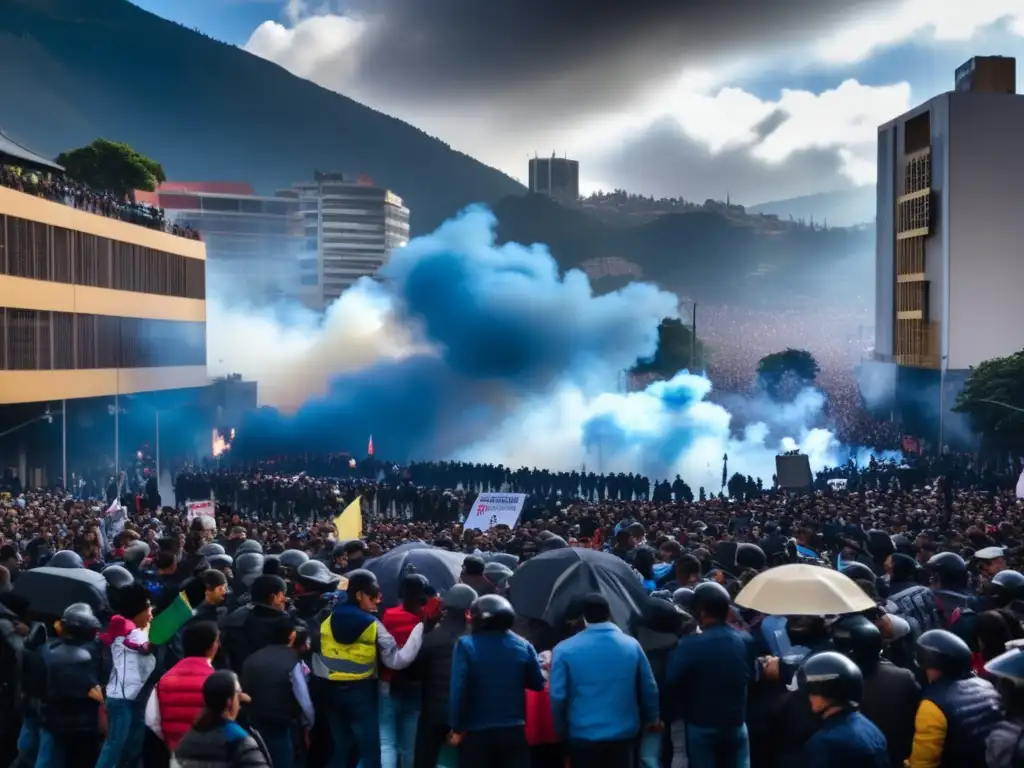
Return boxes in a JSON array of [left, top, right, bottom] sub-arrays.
[[212, 427, 236, 457]]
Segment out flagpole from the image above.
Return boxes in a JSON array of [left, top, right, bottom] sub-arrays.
[[62, 399, 67, 491]]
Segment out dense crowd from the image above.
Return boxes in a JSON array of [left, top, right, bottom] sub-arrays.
[[1, 451, 1024, 768], [0, 164, 200, 240]]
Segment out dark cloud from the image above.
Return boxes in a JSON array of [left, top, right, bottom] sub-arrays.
[[347, 0, 892, 113], [581, 117, 853, 206]]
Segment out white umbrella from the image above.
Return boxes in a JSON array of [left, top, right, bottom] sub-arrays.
[[735, 563, 875, 616]]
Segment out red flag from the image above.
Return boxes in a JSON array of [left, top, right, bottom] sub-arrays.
[[368, 435, 374, 456]]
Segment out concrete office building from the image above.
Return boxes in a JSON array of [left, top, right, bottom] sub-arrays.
[[286, 173, 410, 311], [529, 155, 580, 202], [873, 55, 1024, 445], [137, 182, 306, 306]]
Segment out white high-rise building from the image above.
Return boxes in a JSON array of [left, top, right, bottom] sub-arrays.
[[287, 173, 410, 311]]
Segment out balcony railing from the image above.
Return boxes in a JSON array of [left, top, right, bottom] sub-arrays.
[[0, 164, 201, 240]]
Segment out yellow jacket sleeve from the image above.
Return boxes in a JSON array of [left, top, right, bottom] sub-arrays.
[[906, 699, 947, 768]]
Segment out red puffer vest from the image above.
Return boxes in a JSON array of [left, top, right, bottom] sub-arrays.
[[380, 606, 421, 683], [157, 657, 215, 751]]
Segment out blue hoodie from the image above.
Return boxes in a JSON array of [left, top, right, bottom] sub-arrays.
[[330, 602, 376, 645]]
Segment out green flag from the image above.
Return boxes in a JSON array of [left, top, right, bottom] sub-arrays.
[[148, 593, 194, 645]]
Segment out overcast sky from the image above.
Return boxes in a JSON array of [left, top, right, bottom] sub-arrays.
[[135, 0, 1024, 205]]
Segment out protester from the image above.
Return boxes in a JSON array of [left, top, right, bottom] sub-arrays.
[[449, 595, 546, 768], [549, 593, 660, 767], [173, 670, 271, 767]]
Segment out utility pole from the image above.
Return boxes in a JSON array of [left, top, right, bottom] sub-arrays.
[[692, 302, 698, 372]]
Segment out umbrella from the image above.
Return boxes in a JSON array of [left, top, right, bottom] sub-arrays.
[[12, 567, 110, 620], [735, 563, 876, 616], [365, 542, 467, 608], [508, 548, 649, 631]]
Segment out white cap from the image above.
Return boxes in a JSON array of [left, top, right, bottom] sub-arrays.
[[974, 546, 1005, 561]]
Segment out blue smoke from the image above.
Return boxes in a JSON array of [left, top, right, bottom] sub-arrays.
[[234, 206, 679, 460]]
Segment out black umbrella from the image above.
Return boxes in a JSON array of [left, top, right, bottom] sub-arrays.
[[12, 567, 110, 620], [508, 547, 649, 631], [365, 542, 467, 608]]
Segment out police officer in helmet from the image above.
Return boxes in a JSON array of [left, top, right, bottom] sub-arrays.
[[795, 651, 888, 766], [831, 614, 919, 765], [908, 629, 1001, 768], [448, 595, 545, 768]]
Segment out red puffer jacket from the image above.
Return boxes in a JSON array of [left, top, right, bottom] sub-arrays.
[[380, 606, 421, 683], [156, 657, 215, 751]]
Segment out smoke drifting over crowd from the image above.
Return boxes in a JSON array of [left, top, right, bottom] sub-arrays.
[[210, 206, 885, 491]]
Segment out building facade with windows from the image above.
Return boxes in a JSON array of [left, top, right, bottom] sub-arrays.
[[0, 184, 208, 405], [136, 182, 306, 307], [528, 156, 580, 203], [872, 56, 1023, 446], [289, 173, 410, 311]]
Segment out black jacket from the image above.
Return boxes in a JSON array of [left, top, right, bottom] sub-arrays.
[[40, 637, 105, 734], [221, 604, 293, 675], [861, 660, 920, 766], [175, 720, 272, 768], [416, 615, 469, 726], [242, 645, 300, 726]]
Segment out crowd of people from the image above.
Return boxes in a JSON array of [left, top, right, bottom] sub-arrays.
[[0, 163, 200, 240], [0, 451, 1023, 768]]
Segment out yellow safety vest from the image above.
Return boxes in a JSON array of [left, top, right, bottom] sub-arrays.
[[313, 616, 377, 682]]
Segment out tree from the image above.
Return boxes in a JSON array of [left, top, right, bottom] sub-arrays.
[[56, 138, 166, 200], [757, 348, 821, 400], [954, 349, 1024, 450], [727, 472, 748, 501], [632, 318, 707, 378]]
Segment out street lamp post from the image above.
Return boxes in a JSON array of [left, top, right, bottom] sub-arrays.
[[938, 354, 948, 454]]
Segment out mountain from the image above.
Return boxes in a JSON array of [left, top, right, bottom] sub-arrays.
[[0, 0, 523, 234], [491, 194, 875, 307], [747, 187, 877, 228]]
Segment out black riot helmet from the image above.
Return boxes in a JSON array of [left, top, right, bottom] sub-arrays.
[[840, 562, 877, 583], [470, 594, 516, 632], [831, 614, 883, 670], [985, 645, 1024, 686], [296, 559, 341, 591], [891, 534, 916, 556], [927, 552, 968, 589], [235, 552, 265, 579], [735, 543, 767, 572], [927, 551, 967, 574], [198, 542, 226, 557], [917, 629, 973, 679], [991, 570, 1024, 607], [207, 554, 234, 572], [279, 549, 310, 572], [236, 540, 263, 556], [690, 582, 731, 622], [796, 651, 864, 707], [866, 530, 896, 560], [48, 550, 83, 569], [61, 602, 101, 633], [101, 564, 134, 589], [672, 587, 695, 611], [399, 573, 431, 606]]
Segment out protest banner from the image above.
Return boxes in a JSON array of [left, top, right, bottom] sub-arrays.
[[186, 499, 215, 522], [467, 493, 527, 531]]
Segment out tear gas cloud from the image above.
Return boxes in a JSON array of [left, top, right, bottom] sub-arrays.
[[210, 206, 889, 491]]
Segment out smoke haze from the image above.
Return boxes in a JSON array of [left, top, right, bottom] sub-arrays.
[[210, 205, 888, 491]]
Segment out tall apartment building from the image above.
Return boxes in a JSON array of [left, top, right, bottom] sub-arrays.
[[529, 155, 580, 202], [288, 173, 410, 311], [137, 182, 306, 306], [873, 56, 1023, 442]]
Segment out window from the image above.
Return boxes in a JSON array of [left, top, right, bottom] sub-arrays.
[[300, 274, 318, 285], [0, 308, 207, 370]]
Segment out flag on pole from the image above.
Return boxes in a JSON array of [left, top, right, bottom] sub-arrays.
[[334, 496, 363, 540], [148, 592, 194, 645], [367, 435, 375, 456]]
